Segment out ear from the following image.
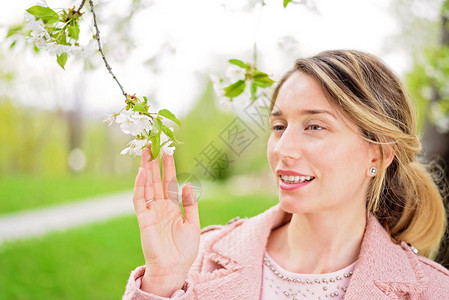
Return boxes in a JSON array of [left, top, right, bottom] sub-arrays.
[[383, 145, 396, 168], [368, 143, 395, 171]]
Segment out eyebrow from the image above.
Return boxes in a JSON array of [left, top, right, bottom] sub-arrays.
[[269, 109, 337, 120]]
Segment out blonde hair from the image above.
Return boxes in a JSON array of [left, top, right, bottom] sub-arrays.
[[270, 49, 447, 258]]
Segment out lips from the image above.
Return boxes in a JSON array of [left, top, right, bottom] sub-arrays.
[[276, 169, 315, 191], [276, 169, 314, 177], [279, 175, 314, 183]]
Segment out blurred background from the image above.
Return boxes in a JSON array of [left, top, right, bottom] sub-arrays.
[[1, 0, 449, 298]]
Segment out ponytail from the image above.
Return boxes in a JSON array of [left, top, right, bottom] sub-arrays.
[[375, 159, 447, 258]]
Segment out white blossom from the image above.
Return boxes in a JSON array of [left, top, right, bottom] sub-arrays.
[[120, 131, 176, 157], [103, 114, 116, 126], [209, 73, 234, 112], [45, 42, 94, 57], [116, 113, 152, 136], [26, 35, 48, 48], [119, 123, 177, 157], [132, 114, 153, 134], [24, 12, 51, 41], [45, 43, 71, 56], [78, 39, 97, 58], [120, 139, 149, 157], [209, 74, 226, 97], [116, 113, 134, 134], [225, 64, 246, 82], [160, 128, 176, 156], [24, 12, 96, 59]]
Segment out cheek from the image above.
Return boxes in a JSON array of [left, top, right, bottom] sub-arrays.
[[266, 137, 277, 170], [266, 137, 281, 190], [307, 138, 368, 179]]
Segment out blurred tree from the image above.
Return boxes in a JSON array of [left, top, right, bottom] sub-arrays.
[[174, 79, 236, 182], [0, 99, 68, 175], [391, 0, 449, 267]]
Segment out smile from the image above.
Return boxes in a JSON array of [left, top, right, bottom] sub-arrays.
[[280, 175, 314, 183], [279, 175, 315, 190]]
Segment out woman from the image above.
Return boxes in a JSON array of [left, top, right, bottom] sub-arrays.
[[123, 50, 449, 300]]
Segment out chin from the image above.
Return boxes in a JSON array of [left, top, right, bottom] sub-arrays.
[[278, 195, 314, 214]]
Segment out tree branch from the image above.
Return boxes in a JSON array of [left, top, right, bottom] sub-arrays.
[[253, 1, 266, 68], [89, 0, 128, 97], [76, 0, 87, 14]]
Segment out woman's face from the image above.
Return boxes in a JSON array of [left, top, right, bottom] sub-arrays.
[[267, 71, 376, 214]]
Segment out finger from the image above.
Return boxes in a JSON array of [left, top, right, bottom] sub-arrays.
[[150, 151, 164, 200], [141, 146, 152, 169], [141, 148, 155, 201], [162, 154, 179, 202], [182, 183, 200, 229], [132, 167, 147, 215]]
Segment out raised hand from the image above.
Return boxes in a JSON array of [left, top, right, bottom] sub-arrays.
[[132, 145, 200, 297]]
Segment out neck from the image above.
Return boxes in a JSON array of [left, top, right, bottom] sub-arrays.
[[268, 206, 367, 274]]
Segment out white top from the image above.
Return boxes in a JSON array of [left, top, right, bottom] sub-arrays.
[[260, 251, 356, 300]]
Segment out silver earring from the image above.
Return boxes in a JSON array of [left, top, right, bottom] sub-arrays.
[[369, 167, 378, 176]]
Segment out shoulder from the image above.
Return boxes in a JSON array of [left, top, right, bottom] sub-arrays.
[[400, 243, 449, 294], [417, 254, 449, 279], [401, 241, 449, 278], [418, 255, 449, 295]]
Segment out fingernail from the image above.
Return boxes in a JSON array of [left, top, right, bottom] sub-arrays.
[[141, 149, 151, 164], [183, 183, 194, 206]]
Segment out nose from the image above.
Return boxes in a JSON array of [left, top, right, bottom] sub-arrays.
[[273, 127, 302, 160]]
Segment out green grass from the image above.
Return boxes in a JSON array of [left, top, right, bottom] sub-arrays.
[[0, 194, 278, 300], [0, 174, 135, 215]]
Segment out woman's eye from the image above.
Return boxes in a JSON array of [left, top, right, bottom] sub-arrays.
[[271, 125, 285, 131], [306, 124, 324, 131]]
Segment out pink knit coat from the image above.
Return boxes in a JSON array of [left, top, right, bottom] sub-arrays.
[[123, 204, 449, 299]]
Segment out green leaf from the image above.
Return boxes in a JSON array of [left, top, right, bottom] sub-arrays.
[[253, 72, 275, 88], [143, 96, 148, 105], [158, 109, 181, 126], [229, 59, 249, 70], [9, 40, 17, 49], [253, 79, 274, 88], [67, 25, 80, 41], [6, 24, 23, 38], [152, 118, 163, 134], [57, 53, 68, 69], [149, 134, 160, 159], [250, 82, 258, 100], [133, 103, 147, 113], [224, 80, 246, 98], [57, 31, 67, 45], [253, 71, 270, 77], [161, 124, 183, 144], [283, 0, 292, 8], [26, 6, 59, 24]]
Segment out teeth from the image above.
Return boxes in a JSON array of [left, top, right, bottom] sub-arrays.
[[280, 175, 314, 183]]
